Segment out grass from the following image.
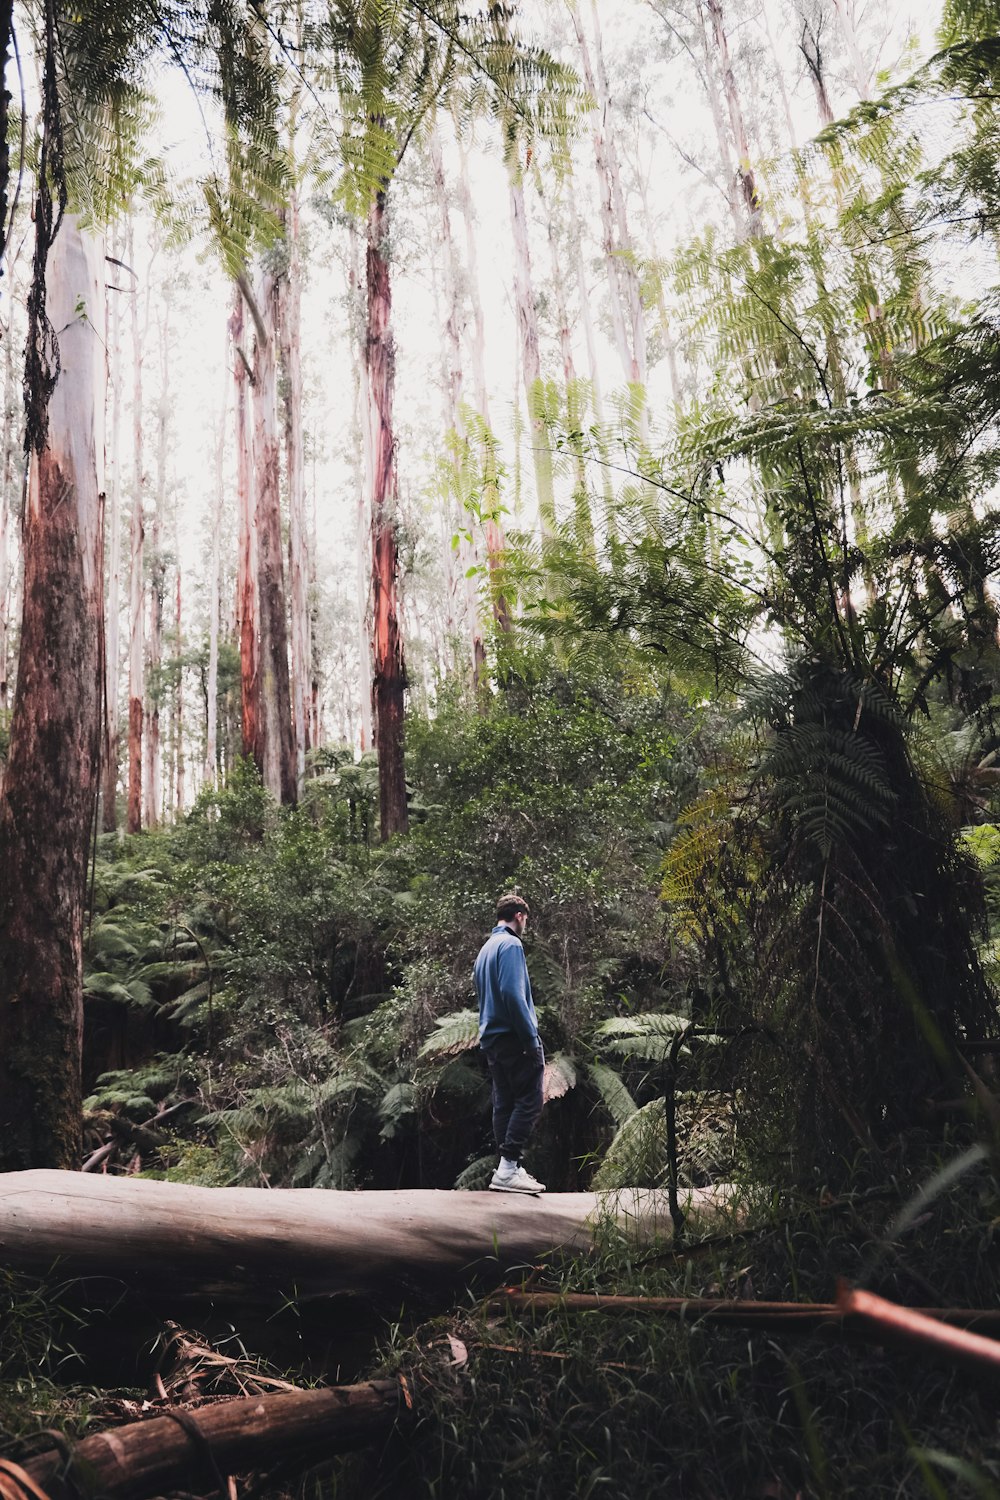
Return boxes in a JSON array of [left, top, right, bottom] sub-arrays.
[[323, 1142, 1000, 1499], [3, 1140, 1000, 1498]]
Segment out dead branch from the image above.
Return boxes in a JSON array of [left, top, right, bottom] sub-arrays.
[[836, 1283, 1000, 1375], [0, 1458, 51, 1500], [22, 1382, 403, 1500]]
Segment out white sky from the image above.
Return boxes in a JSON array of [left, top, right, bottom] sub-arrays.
[[0, 0, 977, 775]]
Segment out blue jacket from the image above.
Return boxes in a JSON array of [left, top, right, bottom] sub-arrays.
[[474, 924, 539, 1049]]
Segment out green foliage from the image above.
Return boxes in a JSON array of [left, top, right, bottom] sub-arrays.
[[307, 1, 582, 220]]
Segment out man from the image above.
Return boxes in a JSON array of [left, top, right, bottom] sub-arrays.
[[473, 892, 546, 1195]]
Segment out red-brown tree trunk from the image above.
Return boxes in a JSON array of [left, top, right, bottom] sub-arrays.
[[230, 289, 260, 770], [249, 268, 296, 805], [0, 212, 104, 1171], [366, 189, 408, 840]]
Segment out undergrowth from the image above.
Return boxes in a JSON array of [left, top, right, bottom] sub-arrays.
[[323, 1145, 1000, 1500]]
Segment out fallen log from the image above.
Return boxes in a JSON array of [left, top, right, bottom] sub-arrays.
[[0, 1172, 730, 1303], [487, 1290, 1000, 1335], [21, 1381, 402, 1500]]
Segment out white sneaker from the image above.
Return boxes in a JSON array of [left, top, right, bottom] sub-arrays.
[[489, 1165, 546, 1195]]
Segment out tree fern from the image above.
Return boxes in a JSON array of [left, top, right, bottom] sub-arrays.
[[417, 1008, 479, 1060], [584, 1060, 637, 1129]]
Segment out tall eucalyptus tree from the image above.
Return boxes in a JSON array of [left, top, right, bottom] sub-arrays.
[[0, 0, 105, 1170], [0, 0, 286, 1168], [315, 1, 577, 838]]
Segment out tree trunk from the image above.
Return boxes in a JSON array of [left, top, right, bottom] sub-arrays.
[[635, 169, 683, 416], [230, 289, 260, 770], [277, 189, 309, 796], [144, 298, 170, 830], [24, 1382, 402, 1500], [569, 192, 615, 518], [544, 192, 593, 550], [204, 368, 225, 789], [173, 564, 183, 812], [0, 0, 12, 259], [102, 228, 123, 830], [349, 222, 373, 752], [0, 214, 104, 1172], [366, 188, 407, 839], [831, 0, 870, 100], [570, 0, 649, 440], [126, 223, 144, 834], [693, 0, 746, 242], [428, 126, 485, 686], [0, 276, 17, 728], [455, 131, 510, 633], [508, 166, 556, 540], [705, 0, 763, 240], [248, 267, 296, 806], [0, 1171, 719, 1296]]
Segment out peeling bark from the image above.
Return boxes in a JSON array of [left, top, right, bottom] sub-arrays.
[[0, 213, 104, 1171], [366, 188, 407, 839]]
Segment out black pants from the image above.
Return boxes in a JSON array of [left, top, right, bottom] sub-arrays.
[[484, 1038, 545, 1162]]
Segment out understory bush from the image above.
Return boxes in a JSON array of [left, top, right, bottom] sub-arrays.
[[81, 647, 717, 1192]]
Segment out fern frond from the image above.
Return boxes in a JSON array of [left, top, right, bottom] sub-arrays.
[[418, 1008, 480, 1060]]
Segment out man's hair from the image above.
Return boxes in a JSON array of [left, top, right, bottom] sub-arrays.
[[496, 892, 530, 923]]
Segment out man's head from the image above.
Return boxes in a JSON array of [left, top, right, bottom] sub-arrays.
[[496, 892, 530, 938]]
